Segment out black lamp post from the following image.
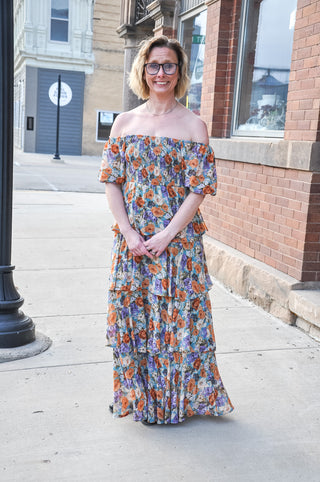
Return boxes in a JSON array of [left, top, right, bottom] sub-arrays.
[[53, 74, 61, 161], [0, 0, 35, 347]]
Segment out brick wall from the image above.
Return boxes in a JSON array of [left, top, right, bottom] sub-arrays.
[[284, 0, 320, 142], [304, 172, 320, 280], [199, 0, 320, 282], [202, 159, 320, 281]]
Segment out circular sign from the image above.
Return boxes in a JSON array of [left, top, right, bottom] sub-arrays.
[[48, 81, 72, 106]]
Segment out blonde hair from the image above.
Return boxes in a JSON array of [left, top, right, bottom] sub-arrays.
[[129, 36, 190, 100]]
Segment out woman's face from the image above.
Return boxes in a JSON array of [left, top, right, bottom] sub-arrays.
[[144, 46, 180, 98]]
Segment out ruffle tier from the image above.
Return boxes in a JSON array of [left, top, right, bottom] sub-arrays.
[[109, 233, 212, 298], [107, 288, 216, 355], [108, 286, 234, 422], [112, 348, 234, 424]]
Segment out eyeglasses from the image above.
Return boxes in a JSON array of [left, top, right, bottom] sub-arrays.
[[144, 63, 179, 75]]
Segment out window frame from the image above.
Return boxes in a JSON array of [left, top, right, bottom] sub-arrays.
[[50, 0, 70, 43], [231, 0, 294, 139], [96, 110, 120, 143], [178, 3, 207, 116]]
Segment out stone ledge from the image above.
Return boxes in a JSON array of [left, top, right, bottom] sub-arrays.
[[204, 236, 320, 333], [210, 138, 320, 172], [289, 290, 320, 331], [295, 317, 320, 341]]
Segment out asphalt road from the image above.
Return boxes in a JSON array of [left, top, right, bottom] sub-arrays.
[[13, 149, 105, 193]]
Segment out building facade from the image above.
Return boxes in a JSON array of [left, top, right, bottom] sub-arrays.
[[83, 0, 124, 155], [14, 0, 124, 156], [118, 0, 320, 335]]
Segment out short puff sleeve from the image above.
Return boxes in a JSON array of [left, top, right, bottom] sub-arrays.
[[98, 137, 126, 184], [184, 143, 217, 196]]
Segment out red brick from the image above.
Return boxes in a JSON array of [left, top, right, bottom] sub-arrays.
[[302, 3, 317, 17], [300, 271, 317, 281]]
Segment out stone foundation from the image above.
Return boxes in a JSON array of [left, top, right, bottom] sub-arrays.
[[204, 235, 320, 340]]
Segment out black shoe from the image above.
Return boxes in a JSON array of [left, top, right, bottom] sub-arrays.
[[109, 404, 113, 413], [141, 419, 156, 425]]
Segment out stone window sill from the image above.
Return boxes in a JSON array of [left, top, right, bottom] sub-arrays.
[[210, 137, 320, 172]]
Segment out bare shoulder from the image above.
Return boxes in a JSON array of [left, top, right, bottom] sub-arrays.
[[189, 113, 209, 144], [110, 105, 145, 137], [109, 111, 131, 137], [179, 106, 209, 144]]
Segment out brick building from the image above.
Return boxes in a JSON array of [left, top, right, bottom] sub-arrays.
[[118, 0, 320, 336]]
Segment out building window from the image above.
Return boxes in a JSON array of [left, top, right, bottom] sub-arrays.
[[97, 111, 119, 142], [232, 0, 297, 137], [51, 0, 69, 42], [180, 8, 207, 116]]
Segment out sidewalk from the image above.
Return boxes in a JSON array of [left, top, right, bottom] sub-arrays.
[[1, 189, 320, 481]]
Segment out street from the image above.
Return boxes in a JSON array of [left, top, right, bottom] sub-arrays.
[[13, 149, 104, 193]]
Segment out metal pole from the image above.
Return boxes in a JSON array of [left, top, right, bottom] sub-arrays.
[[53, 74, 61, 160], [0, 0, 35, 347]]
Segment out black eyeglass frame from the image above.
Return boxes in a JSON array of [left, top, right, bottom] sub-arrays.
[[144, 62, 179, 75]]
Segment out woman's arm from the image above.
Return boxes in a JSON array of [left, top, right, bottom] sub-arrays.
[[144, 192, 205, 257], [105, 183, 153, 259]]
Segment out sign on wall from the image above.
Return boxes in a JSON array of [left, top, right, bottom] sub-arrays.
[[48, 81, 72, 106]]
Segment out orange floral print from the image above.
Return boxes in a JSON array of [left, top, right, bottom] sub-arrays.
[[114, 378, 121, 391], [99, 136, 233, 424], [121, 397, 129, 410], [151, 207, 164, 217], [137, 400, 144, 411], [189, 158, 199, 168], [187, 258, 192, 271], [132, 160, 141, 169], [145, 189, 154, 199], [136, 196, 145, 207], [111, 143, 119, 154], [125, 367, 134, 379], [108, 311, 116, 325], [148, 264, 158, 274]]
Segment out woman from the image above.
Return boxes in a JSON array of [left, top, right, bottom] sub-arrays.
[[99, 35, 233, 424]]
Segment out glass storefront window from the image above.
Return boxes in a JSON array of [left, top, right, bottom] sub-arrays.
[[233, 0, 297, 137], [51, 0, 69, 42], [181, 9, 207, 116], [96, 111, 119, 142]]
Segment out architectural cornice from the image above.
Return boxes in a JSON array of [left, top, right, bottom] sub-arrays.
[[205, 0, 219, 5]]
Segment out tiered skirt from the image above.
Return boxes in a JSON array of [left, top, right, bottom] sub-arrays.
[[107, 233, 234, 424]]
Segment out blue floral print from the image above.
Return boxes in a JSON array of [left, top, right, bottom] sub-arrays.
[[99, 135, 233, 424]]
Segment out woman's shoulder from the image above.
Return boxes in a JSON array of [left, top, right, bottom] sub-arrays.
[[175, 105, 209, 144], [110, 105, 145, 138]]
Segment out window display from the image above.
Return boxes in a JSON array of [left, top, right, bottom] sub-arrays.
[[233, 0, 297, 136]]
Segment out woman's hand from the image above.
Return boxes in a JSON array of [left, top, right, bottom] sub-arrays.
[[143, 229, 174, 258], [122, 226, 154, 259]]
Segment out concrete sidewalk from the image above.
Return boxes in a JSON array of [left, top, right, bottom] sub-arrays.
[[1, 190, 320, 481]]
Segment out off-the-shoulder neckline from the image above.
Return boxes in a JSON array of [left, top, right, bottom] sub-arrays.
[[108, 134, 211, 147]]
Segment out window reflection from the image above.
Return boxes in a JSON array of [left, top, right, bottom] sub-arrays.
[[234, 0, 297, 136], [181, 9, 207, 116], [51, 0, 69, 42]]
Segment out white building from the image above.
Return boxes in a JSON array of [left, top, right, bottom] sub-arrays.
[[14, 0, 124, 155]]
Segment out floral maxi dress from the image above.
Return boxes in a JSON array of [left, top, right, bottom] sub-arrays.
[[99, 135, 234, 424]]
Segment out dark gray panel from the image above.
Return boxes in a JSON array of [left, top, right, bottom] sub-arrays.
[[36, 69, 84, 155]]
